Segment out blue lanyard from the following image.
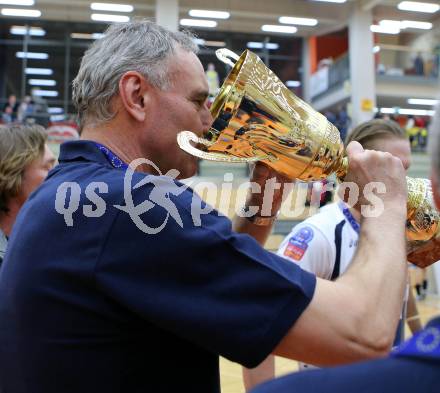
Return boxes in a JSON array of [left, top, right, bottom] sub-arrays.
[[338, 201, 360, 234], [392, 322, 440, 360], [94, 142, 128, 170]]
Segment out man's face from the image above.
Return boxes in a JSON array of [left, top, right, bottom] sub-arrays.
[[142, 48, 213, 179], [20, 144, 56, 202]]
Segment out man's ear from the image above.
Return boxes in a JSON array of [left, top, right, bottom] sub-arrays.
[[118, 71, 150, 122], [431, 169, 440, 210]]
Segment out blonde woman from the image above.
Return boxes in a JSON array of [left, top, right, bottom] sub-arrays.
[[0, 124, 55, 265]]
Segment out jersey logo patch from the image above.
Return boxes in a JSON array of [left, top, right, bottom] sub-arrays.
[[284, 226, 314, 261]]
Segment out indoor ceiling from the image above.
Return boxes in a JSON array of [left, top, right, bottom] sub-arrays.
[[0, 0, 439, 37]]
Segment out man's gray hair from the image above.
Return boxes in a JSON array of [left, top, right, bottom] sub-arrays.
[[430, 105, 440, 189], [72, 20, 198, 130]]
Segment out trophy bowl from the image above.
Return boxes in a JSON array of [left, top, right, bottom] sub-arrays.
[[177, 49, 440, 267]]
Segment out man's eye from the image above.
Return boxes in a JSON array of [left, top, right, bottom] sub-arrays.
[[193, 99, 205, 106]]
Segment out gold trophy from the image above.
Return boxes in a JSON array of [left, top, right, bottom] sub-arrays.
[[177, 49, 439, 267]]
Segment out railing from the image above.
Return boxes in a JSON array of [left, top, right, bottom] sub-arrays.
[[376, 44, 440, 81], [310, 54, 349, 99], [310, 45, 440, 100]]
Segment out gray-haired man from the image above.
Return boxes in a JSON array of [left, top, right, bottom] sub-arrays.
[[0, 20, 409, 393]]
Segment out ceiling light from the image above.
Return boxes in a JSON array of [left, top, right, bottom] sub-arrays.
[[401, 20, 432, 29], [10, 25, 45, 36], [71, 32, 105, 39], [28, 79, 56, 86], [193, 38, 226, 47], [1, 8, 41, 17], [397, 1, 439, 13], [32, 89, 58, 97], [48, 107, 64, 114], [25, 68, 53, 75], [50, 114, 66, 122], [204, 40, 225, 47], [261, 25, 297, 34], [399, 108, 435, 116], [247, 41, 279, 50], [380, 107, 435, 116], [311, 0, 346, 3], [90, 3, 133, 12], [286, 80, 301, 87], [379, 20, 402, 28], [373, 45, 381, 53], [188, 9, 230, 19], [370, 24, 400, 34], [0, 0, 34, 5], [180, 19, 217, 28], [16, 51, 48, 59], [279, 16, 318, 26], [91, 13, 129, 22], [379, 19, 432, 30], [379, 108, 397, 114], [408, 98, 438, 106]]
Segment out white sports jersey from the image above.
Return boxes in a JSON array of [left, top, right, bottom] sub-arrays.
[[0, 228, 7, 263], [277, 202, 359, 279], [277, 201, 408, 370]]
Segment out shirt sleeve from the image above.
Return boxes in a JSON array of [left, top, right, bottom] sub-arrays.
[[95, 181, 316, 368], [276, 223, 335, 280]]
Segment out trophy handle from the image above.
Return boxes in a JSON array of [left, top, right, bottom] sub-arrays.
[[216, 48, 240, 67], [177, 131, 266, 163]]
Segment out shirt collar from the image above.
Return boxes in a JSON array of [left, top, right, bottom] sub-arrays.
[[337, 201, 360, 235], [58, 140, 112, 167]]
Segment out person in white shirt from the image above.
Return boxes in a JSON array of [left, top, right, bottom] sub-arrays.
[[243, 118, 422, 391]]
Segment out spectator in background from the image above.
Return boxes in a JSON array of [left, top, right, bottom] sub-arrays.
[[413, 52, 425, 76], [205, 62, 220, 97], [324, 111, 336, 125], [432, 46, 440, 78], [0, 125, 56, 265], [30, 88, 50, 127], [324, 109, 350, 143], [335, 106, 350, 142], [2, 95, 19, 124], [412, 265, 429, 301], [17, 95, 35, 123]]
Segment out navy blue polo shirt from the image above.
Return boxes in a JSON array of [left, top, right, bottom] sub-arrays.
[[252, 317, 440, 393], [0, 140, 316, 393]]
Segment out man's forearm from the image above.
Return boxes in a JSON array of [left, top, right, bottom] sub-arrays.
[[337, 209, 407, 349], [274, 210, 407, 366]]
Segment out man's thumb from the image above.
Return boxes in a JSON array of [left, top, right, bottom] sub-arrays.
[[346, 141, 364, 160]]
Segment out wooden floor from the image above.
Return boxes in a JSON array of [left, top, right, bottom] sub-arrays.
[[219, 295, 440, 393]]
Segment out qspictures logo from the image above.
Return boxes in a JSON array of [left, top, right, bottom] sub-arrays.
[[54, 159, 387, 235]]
